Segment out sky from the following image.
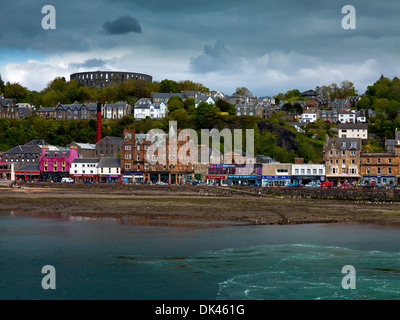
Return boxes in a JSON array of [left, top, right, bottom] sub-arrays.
[[1, 0, 400, 97]]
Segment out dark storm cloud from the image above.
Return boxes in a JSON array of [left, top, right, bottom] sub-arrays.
[[103, 15, 142, 35], [69, 58, 109, 69], [189, 41, 241, 74]]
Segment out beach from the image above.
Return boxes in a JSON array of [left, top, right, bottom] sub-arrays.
[[1, 183, 400, 227]]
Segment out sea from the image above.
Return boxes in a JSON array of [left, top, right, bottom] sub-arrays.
[[1, 211, 400, 300]]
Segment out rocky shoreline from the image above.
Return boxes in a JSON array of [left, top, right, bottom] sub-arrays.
[[1, 184, 400, 227]]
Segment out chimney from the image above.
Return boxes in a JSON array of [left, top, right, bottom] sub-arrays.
[[96, 102, 102, 143], [294, 158, 304, 164]]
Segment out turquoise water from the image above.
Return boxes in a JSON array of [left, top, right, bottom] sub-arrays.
[[1, 212, 400, 300]]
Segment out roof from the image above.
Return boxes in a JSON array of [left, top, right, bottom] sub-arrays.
[[4, 144, 43, 155], [338, 123, 368, 130], [37, 107, 56, 112], [97, 136, 123, 145], [72, 158, 99, 164], [326, 137, 361, 150], [15, 164, 40, 171], [98, 157, 121, 168], [70, 142, 96, 150]]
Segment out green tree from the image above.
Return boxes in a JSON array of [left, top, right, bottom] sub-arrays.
[[235, 87, 253, 97], [0, 74, 5, 93], [3, 82, 31, 102], [215, 99, 235, 115], [167, 95, 184, 113], [194, 102, 220, 128], [160, 79, 179, 93]]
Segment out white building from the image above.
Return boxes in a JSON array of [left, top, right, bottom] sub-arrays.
[[338, 110, 356, 123], [103, 101, 132, 119], [291, 163, 325, 185], [97, 157, 121, 183], [300, 111, 318, 123], [134, 98, 168, 119], [338, 123, 368, 140], [69, 158, 99, 182]]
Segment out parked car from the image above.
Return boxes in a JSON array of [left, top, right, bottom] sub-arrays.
[[83, 180, 93, 184], [156, 181, 168, 185], [363, 182, 376, 189], [61, 177, 74, 183], [288, 182, 301, 187], [340, 183, 351, 188], [320, 181, 333, 188], [304, 182, 321, 188]]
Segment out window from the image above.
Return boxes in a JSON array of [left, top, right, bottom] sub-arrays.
[[389, 159, 392, 164], [295, 169, 299, 174], [378, 159, 381, 164], [125, 154, 131, 160], [307, 169, 311, 175], [367, 167, 370, 174], [366, 158, 370, 164], [377, 168, 381, 174], [137, 154, 140, 161], [277, 169, 288, 173], [389, 168, 392, 174], [125, 145, 131, 150], [351, 151, 356, 156], [319, 169, 323, 175], [313, 169, 317, 175]]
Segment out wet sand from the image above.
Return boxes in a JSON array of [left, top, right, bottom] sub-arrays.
[[1, 185, 400, 227]]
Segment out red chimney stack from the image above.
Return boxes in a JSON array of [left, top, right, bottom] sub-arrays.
[[96, 102, 102, 143]]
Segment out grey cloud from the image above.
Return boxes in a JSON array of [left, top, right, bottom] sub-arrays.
[[189, 41, 242, 74], [69, 58, 109, 69], [103, 15, 142, 35]]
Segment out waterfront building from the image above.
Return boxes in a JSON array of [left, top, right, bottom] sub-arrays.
[[69, 158, 99, 183], [97, 157, 121, 183], [121, 128, 196, 184], [14, 164, 40, 182], [291, 158, 325, 185], [39, 146, 79, 182], [2, 140, 51, 170], [360, 152, 399, 186], [261, 163, 292, 187], [323, 136, 362, 186]]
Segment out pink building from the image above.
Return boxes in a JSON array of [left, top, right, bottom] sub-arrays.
[[39, 146, 79, 182]]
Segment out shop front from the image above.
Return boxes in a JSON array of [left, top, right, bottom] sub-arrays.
[[206, 175, 228, 186], [262, 175, 291, 187], [70, 174, 98, 183], [227, 175, 260, 186], [98, 174, 120, 183], [0, 162, 13, 180], [291, 175, 325, 185], [362, 175, 396, 186], [14, 166, 40, 182]]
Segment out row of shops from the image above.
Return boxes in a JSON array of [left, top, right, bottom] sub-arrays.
[[205, 175, 325, 187]]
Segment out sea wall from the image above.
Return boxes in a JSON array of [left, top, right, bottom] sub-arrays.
[[13, 182, 400, 201]]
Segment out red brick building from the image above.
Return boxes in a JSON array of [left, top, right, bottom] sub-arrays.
[[121, 129, 196, 184]]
